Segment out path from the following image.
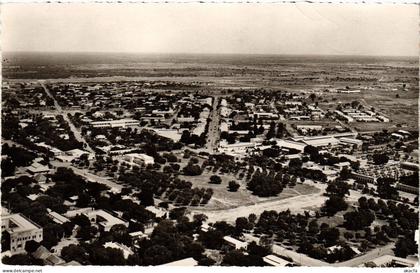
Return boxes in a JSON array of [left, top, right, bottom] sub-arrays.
[[206, 96, 220, 153]]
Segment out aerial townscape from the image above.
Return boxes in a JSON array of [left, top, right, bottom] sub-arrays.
[[1, 3, 419, 270]]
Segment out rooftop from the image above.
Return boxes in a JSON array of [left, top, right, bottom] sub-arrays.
[[162, 257, 198, 266], [2, 213, 42, 233]]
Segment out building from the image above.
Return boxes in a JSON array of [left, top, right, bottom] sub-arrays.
[[351, 172, 375, 184], [339, 137, 363, 148], [103, 242, 134, 259], [121, 153, 155, 168], [26, 162, 50, 175], [361, 255, 417, 267], [302, 136, 340, 147], [401, 161, 419, 171], [223, 236, 248, 250], [218, 142, 257, 154], [32, 245, 66, 265], [48, 210, 70, 225], [83, 209, 129, 232], [395, 183, 419, 194], [276, 139, 307, 153], [90, 119, 140, 128], [162, 257, 198, 266], [1, 213, 43, 254], [263, 254, 292, 266]]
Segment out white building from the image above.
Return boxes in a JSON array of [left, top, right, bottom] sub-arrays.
[[263, 255, 292, 267], [83, 209, 128, 232], [121, 153, 155, 168], [223, 236, 248, 250], [162, 257, 198, 266], [90, 119, 140, 128], [1, 214, 43, 254]]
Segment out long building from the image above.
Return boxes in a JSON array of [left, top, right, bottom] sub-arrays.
[[90, 119, 140, 128]]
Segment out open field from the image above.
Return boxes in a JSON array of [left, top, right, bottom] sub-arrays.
[[180, 171, 320, 210]]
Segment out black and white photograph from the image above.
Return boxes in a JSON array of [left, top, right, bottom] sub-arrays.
[[0, 2, 419, 270]]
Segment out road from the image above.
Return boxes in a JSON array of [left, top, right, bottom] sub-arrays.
[[191, 182, 328, 223], [206, 96, 221, 153], [333, 243, 395, 267], [39, 81, 95, 154]]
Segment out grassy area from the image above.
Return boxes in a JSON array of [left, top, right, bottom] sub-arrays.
[[181, 170, 320, 210]]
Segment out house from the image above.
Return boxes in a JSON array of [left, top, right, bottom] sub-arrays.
[[162, 257, 198, 266], [1, 214, 43, 254], [34, 173, 48, 184], [26, 162, 50, 175]]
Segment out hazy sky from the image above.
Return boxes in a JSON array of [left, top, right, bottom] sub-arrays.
[[1, 3, 418, 56]]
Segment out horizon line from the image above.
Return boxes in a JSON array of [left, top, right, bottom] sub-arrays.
[[2, 50, 418, 59]]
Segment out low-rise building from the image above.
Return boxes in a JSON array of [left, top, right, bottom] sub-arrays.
[[83, 209, 129, 232], [90, 119, 140, 128], [121, 153, 155, 168], [162, 257, 198, 266], [223, 236, 248, 250], [361, 255, 417, 267], [1, 213, 43, 254], [263, 254, 292, 267]]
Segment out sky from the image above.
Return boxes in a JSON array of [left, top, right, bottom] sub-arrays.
[[1, 3, 418, 56]]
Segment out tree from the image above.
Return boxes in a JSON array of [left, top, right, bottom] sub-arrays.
[[247, 171, 283, 197], [235, 217, 251, 234], [24, 240, 40, 253], [110, 224, 132, 246], [322, 195, 348, 216], [309, 93, 317, 102], [372, 153, 389, 165], [143, 244, 173, 265], [288, 158, 302, 171], [61, 244, 90, 264], [394, 237, 418, 258], [343, 210, 375, 230], [209, 175, 222, 184], [228, 181, 240, 192], [325, 180, 350, 198], [2, 254, 43, 265], [377, 177, 399, 200], [1, 231, 10, 252], [222, 250, 264, 266], [183, 164, 202, 176], [308, 220, 319, 234], [319, 227, 340, 247], [138, 187, 154, 206]]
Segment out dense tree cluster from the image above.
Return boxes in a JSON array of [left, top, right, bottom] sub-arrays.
[[119, 169, 213, 206], [247, 170, 283, 197]]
